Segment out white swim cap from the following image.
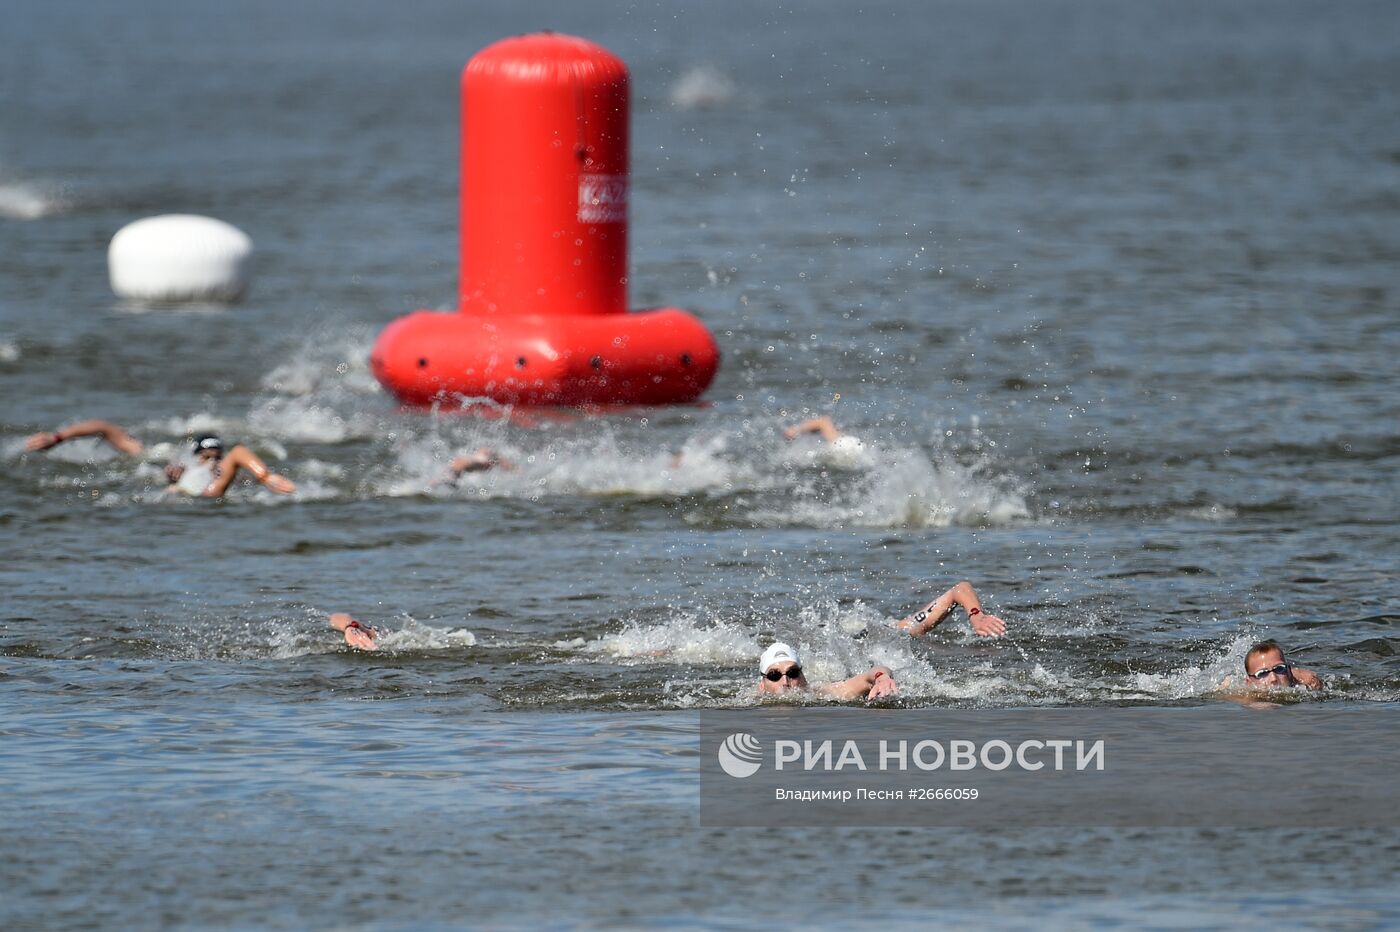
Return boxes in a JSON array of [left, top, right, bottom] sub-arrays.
[[760, 642, 801, 674]]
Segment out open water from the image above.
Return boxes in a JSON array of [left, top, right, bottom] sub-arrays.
[[2, 0, 1398, 927]]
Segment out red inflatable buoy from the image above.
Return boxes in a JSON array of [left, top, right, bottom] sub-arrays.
[[371, 33, 720, 407]]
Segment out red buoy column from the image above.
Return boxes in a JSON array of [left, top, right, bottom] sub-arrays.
[[461, 34, 629, 317], [371, 33, 719, 407]]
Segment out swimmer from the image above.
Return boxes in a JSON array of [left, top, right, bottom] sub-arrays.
[[1217, 640, 1323, 707], [165, 434, 295, 496], [329, 612, 380, 651], [448, 447, 512, 477], [783, 415, 843, 443], [432, 447, 514, 487], [783, 415, 869, 466], [894, 580, 1007, 638], [758, 642, 898, 702], [27, 420, 294, 497], [1237, 639, 1322, 691]]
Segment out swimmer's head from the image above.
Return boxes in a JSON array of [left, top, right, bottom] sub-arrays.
[[1244, 639, 1295, 688], [192, 434, 224, 461], [758, 642, 807, 693]]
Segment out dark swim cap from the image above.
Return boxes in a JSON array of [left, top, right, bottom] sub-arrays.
[[193, 434, 224, 454]]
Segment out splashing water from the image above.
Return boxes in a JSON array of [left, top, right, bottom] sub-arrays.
[[0, 179, 63, 219], [260, 331, 381, 398], [668, 65, 736, 110], [370, 617, 478, 654], [247, 396, 380, 444], [755, 442, 1030, 529], [580, 612, 760, 666]]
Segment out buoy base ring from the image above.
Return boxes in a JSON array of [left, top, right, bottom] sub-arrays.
[[371, 308, 719, 407]]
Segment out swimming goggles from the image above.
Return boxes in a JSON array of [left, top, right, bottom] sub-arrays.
[[1248, 663, 1291, 680], [763, 667, 803, 682]]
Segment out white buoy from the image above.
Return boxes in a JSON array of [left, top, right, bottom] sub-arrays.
[[108, 214, 252, 303]]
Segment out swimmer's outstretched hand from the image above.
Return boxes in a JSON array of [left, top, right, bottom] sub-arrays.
[[970, 611, 1006, 638], [329, 612, 379, 651], [263, 473, 295, 495], [25, 431, 62, 451], [867, 673, 899, 703]]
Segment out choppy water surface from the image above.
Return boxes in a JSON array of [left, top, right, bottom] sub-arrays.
[[2, 0, 1398, 926]]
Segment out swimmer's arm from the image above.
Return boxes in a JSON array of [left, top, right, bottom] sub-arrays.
[[1291, 666, 1323, 690], [451, 448, 514, 477], [1218, 692, 1283, 710], [201, 464, 237, 498], [823, 666, 897, 702], [329, 612, 379, 651], [25, 419, 143, 456], [895, 581, 1006, 637], [783, 416, 841, 442], [433, 448, 515, 488], [1214, 679, 1284, 709], [201, 446, 295, 497]]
